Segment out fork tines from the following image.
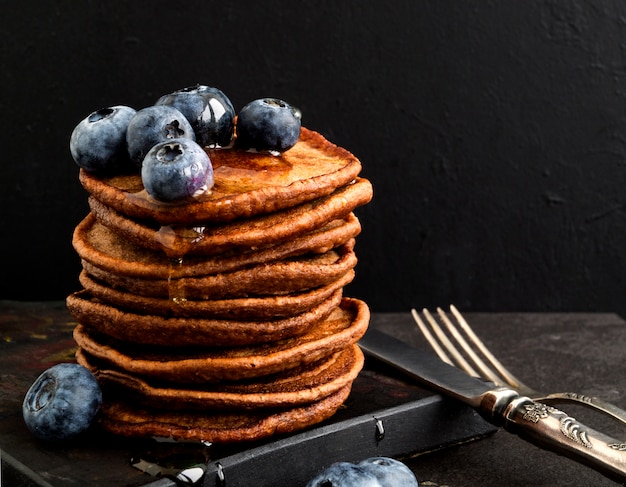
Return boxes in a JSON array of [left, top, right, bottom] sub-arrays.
[[411, 305, 518, 387]]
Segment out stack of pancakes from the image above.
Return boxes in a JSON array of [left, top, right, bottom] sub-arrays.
[[66, 128, 373, 443]]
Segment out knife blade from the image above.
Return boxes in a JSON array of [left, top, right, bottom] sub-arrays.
[[359, 328, 626, 483]]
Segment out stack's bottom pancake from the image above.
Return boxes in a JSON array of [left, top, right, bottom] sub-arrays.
[[97, 384, 353, 443]]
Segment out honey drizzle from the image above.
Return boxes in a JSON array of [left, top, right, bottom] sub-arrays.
[[168, 256, 187, 304], [157, 225, 207, 306]]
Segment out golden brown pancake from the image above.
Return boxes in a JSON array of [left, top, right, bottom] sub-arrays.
[[87, 177, 372, 257], [79, 242, 357, 300], [79, 128, 364, 225], [97, 383, 353, 443], [72, 298, 369, 383], [73, 213, 362, 279], [76, 344, 363, 410], [78, 269, 355, 319], [66, 289, 342, 347]]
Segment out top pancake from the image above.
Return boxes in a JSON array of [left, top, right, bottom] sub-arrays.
[[80, 128, 364, 225]]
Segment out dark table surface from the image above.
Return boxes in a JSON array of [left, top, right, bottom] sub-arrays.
[[2, 301, 626, 486]]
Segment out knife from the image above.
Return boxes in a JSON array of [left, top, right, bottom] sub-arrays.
[[201, 360, 495, 487], [359, 328, 626, 483]]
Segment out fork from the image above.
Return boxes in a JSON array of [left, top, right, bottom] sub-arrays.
[[411, 305, 626, 426]]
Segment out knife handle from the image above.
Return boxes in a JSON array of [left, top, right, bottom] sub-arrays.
[[481, 388, 626, 483]]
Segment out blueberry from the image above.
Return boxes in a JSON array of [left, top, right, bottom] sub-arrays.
[[141, 138, 213, 202], [70, 105, 136, 173], [306, 457, 418, 487], [358, 457, 418, 487], [156, 84, 235, 148], [235, 98, 301, 153], [22, 363, 102, 442], [126, 105, 195, 166], [305, 462, 381, 487]]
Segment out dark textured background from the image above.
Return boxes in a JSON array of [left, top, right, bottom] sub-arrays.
[[2, 1, 626, 316]]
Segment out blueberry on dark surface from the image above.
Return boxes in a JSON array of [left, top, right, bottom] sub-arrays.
[[126, 105, 195, 165], [235, 98, 301, 153], [358, 457, 418, 486], [305, 462, 381, 487], [156, 84, 235, 148], [22, 363, 102, 443], [141, 138, 213, 202], [306, 457, 418, 487], [70, 105, 136, 173]]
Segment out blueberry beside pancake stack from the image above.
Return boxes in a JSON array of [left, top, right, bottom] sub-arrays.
[[66, 88, 373, 443]]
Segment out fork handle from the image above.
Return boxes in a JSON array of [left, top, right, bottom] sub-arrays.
[[535, 393, 626, 427], [482, 389, 626, 483]]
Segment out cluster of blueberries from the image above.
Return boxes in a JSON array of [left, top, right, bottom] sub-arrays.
[[69, 85, 302, 202]]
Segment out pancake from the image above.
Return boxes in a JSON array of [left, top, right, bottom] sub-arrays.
[[66, 289, 342, 347], [73, 212, 362, 279], [76, 344, 363, 410], [97, 383, 353, 443], [78, 269, 355, 319], [79, 241, 357, 300], [72, 297, 369, 383], [80, 127, 364, 226], [88, 177, 372, 257]]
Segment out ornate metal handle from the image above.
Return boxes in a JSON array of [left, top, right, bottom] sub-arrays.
[[536, 392, 626, 427], [480, 388, 626, 483]]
